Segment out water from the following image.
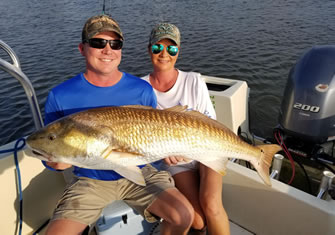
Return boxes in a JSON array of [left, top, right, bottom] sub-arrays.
[[0, 0, 335, 146]]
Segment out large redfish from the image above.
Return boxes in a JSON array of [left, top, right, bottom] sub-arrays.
[[26, 105, 281, 186]]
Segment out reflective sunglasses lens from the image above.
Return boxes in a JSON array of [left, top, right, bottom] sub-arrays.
[[109, 40, 123, 50], [152, 44, 164, 54], [167, 46, 178, 56], [88, 38, 107, 49]]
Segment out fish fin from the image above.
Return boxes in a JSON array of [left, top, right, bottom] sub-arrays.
[[163, 105, 205, 116], [164, 105, 188, 112], [102, 148, 149, 165], [253, 144, 282, 186], [200, 158, 228, 176], [102, 146, 115, 159], [172, 107, 235, 134], [121, 104, 189, 113], [114, 165, 146, 186], [121, 105, 154, 110], [122, 104, 189, 112]]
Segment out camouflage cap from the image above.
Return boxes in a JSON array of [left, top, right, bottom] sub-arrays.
[[82, 14, 124, 42], [149, 23, 180, 46]]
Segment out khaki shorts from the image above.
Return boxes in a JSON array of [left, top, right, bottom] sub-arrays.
[[161, 160, 199, 176], [51, 164, 175, 225]]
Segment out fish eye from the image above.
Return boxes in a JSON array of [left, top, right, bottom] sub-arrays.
[[48, 134, 56, 141]]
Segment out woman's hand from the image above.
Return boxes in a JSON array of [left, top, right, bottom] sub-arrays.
[[46, 162, 72, 170], [163, 156, 189, 165]]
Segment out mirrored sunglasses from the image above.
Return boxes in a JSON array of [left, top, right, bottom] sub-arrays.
[[151, 44, 179, 56], [84, 38, 123, 50]]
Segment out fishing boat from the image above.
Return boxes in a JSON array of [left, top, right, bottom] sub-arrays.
[[1, 39, 335, 235]]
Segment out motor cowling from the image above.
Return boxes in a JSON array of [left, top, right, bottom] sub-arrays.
[[278, 45, 335, 144]]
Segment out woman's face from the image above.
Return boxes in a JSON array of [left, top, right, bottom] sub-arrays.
[[149, 38, 179, 72]]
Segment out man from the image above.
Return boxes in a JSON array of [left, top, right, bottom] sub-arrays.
[[43, 14, 193, 235]]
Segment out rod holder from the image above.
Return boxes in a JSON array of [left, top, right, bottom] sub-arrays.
[[317, 171, 335, 199], [270, 154, 284, 180]]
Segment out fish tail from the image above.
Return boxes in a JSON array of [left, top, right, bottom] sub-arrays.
[[254, 144, 282, 186]]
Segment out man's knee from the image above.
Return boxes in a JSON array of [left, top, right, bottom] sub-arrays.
[[169, 203, 194, 228], [149, 188, 194, 229]]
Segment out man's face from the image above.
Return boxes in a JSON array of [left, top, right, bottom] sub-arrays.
[[79, 31, 122, 76]]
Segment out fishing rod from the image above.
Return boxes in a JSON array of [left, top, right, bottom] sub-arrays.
[[102, 0, 106, 14]]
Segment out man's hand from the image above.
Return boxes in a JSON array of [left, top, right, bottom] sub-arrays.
[[163, 156, 189, 166], [46, 162, 72, 170]]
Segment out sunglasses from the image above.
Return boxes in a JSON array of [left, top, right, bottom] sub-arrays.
[[84, 38, 123, 50], [151, 44, 179, 56]]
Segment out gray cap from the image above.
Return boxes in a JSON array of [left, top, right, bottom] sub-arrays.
[[82, 14, 124, 42], [149, 23, 180, 46]]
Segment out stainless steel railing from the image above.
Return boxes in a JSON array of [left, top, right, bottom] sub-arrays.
[[0, 40, 43, 130]]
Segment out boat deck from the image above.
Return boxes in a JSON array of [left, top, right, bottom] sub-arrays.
[[147, 221, 255, 235], [89, 220, 254, 235], [230, 221, 255, 235], [153, 221, 254, 235]]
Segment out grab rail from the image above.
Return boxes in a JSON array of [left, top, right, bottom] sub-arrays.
[[0, 40, 43, 130]]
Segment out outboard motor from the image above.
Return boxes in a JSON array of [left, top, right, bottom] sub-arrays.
[[277, 45, 335, 163]]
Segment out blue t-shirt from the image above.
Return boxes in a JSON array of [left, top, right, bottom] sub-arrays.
[[43, 72, 157, 181]]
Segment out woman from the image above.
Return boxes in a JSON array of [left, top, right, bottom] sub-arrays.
[[142, 22, 230, 235]]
